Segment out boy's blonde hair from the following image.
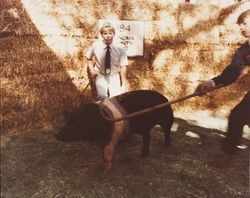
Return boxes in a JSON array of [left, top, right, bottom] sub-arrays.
[[100, 22, 115, 35], [237, 9, 250, 24]]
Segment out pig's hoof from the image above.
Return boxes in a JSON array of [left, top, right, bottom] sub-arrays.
[[102, 163, 112, 173]]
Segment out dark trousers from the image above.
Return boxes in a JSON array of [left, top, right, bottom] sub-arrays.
[[222, 91, 250, 154]]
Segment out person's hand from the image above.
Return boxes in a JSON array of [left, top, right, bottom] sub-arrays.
[[89, 68, 99, 79], [195, 80, 215, 96], [121, 80, 128, 93]]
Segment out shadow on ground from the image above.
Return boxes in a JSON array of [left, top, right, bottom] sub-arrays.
[[1, 118, 249, 198]]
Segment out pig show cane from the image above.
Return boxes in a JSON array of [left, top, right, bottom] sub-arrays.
[[99, 85, 224, 122]]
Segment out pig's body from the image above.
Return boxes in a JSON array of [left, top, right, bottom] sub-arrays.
[[55, 90, 174, 172]]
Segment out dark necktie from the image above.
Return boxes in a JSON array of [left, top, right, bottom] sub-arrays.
[[105, 45, 111, 74]]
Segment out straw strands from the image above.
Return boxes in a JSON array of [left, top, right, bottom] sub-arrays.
[[1, 0, 250, 134]]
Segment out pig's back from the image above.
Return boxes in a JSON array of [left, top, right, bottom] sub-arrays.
[[114, 90, 170, 114]]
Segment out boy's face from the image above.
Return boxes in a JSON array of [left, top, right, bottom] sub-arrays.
[[101, 28, 115, 45], [239, 15, 250, 39]]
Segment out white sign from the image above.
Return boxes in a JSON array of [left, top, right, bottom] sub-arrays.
[[99, 19, 144, 57]]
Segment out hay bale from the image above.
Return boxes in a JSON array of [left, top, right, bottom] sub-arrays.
[[1, 0, 249, 135]]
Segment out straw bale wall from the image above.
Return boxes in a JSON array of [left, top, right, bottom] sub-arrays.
[[1, 0, 250, 135]]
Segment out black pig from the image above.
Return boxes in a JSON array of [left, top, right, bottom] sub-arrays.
[[55, 90, 174, 172]]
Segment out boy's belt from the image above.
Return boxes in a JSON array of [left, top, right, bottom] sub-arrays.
[[99, 72, 119, 76]]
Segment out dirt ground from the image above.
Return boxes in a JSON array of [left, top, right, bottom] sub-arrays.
[[1, 118, 249, 198]]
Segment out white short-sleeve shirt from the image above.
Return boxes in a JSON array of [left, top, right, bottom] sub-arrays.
[[85, 40, 128, 75]]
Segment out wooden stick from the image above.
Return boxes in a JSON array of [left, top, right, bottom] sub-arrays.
[[100, 85, 223, 122]]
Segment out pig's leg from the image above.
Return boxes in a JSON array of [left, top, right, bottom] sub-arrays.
[[141, 130, 150, 158], [103, 123, 124, 172], [160, 119, 173, 147], [103, 141, 117, 173]]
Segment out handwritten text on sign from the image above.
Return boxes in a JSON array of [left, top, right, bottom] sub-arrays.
[[99, 20, 144, 57]]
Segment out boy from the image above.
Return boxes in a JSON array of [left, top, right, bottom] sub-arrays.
[[86, 22, 128, 99], [195, 9, 250, 168]]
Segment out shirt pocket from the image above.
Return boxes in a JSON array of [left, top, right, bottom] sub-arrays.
[[112, 56, 121, 67]]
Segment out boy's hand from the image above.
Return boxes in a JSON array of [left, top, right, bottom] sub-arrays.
[[121, 80, 128, 93], [195, 80, 215, 95], [89, 69, 98, 78]]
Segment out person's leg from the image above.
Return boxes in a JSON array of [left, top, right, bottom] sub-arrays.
[[108, 74, 122, 97], [95, 74, 109, 99], [222, 91, 250, 154], [214, 91, 250, 168]]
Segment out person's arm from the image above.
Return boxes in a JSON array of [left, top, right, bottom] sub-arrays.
[[212, 65, 243, 86], [195, 44, 248, 94], [120, 66, 127, 89], [119, 48, 129, 92], [85, 44, 98, 79], [87, 59, 98, 78]]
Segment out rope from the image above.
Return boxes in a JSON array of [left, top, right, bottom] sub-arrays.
[[99, 85, 224, 122]]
